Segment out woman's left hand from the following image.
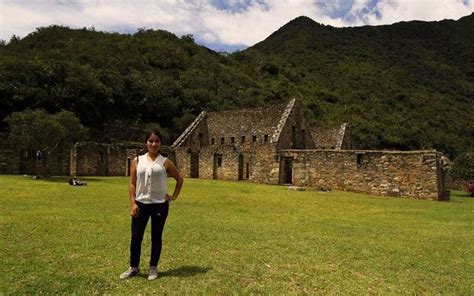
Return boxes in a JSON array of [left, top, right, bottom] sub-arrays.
[[165, 194, 177, 202]]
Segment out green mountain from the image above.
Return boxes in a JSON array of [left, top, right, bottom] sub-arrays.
[[233, 14, 474, 155], [0, 14, 473, 156], [0, 26, 261, 139]]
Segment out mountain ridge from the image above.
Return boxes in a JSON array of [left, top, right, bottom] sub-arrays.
[[0, 13, 473, 156]]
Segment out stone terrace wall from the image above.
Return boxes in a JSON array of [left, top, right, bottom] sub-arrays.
[[278, 149, 445, 200]]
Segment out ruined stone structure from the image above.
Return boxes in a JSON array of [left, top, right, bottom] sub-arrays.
[[310, 124, 352, 149], [70, 142, 143, 176], [0, 137, 143, 177], [0, 133, 71, 175], [172, 99, 447, 200]]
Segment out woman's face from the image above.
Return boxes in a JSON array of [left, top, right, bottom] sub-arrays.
[[146, 133, 161, 154]]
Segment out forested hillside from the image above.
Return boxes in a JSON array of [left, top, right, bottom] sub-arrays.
[[233, 14, 474, 156], [1, 14, 473, 156]]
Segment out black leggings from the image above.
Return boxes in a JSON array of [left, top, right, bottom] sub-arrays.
[[130, 201, 169, 268]]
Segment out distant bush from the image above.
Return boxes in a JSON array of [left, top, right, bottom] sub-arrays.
[[450, 150, 474, 180]]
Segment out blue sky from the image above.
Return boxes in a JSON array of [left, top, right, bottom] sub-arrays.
[[1, 0, 473, 52]]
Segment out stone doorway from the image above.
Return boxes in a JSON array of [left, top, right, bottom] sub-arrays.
[[238, 154, 244, 180], [190, 152, 199, 178], [213, 154, 222, 179], [279, 157, 293, 184]]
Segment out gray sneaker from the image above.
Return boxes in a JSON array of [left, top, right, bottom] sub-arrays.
[[148, 266, 158, 280], [120, 267, 139, 279]]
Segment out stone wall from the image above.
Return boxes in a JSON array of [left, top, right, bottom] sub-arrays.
[[70, 143, 107, 176], [176, 144, 262, 181], [174, 147, 191, 177], [199, 145, 239, 180], [276, 102, 315, 150], [70, 142, 142, 176], [0, 144, 71, 175], [206, 106, 284, 148], [174, 105, 287, 180], [43, 149, 70, 175], [0, 143, 20, 174], [19, 148, 70, 176], [276, 149, 446, 200], [251, 144, 279, 184]]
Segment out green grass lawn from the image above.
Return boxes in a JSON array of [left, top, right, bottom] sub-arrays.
[[0, 175, 473, 294]]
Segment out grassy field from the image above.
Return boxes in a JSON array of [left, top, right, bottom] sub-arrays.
[[0, 175, 473, 294]]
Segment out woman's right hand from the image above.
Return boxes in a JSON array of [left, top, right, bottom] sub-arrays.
[[131, 203, 139, 218]]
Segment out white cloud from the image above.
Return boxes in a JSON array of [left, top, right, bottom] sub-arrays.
[[0, 0, 472, 50], [376, 0, 473, 24], [348, 0, 474, 26], [200, 0, 327, 45]]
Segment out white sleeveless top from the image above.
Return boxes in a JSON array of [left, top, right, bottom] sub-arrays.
[[135, 153, 168, 204]]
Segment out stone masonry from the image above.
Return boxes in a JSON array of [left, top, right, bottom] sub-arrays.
[[70, 142, 143, 176], [172, 99, 447, 200], [275, 149, 446, 200]]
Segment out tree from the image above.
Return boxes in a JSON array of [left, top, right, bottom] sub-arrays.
[[450, 150, 474, 181], [4, 109, 87, 175]]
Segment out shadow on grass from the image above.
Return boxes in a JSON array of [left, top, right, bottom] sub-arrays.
[[27, 176, 107, 183], [159, 265, 211, 278]]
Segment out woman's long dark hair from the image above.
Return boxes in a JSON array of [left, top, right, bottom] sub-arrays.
[[144, 130, 163, 143]]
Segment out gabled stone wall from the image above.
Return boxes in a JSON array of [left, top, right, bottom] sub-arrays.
[[277, 103, 314, 150], [207, 106, 285, 146], [174, 104, 291, 180]]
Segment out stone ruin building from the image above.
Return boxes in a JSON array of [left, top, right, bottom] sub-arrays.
[[0, 122, 172, 177], [0, 139, 143, 177], [172, 99, 447, 200]]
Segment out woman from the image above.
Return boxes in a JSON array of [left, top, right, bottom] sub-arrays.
[[120, 130, 184, 280]]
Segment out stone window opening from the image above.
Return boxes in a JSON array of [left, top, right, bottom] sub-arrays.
[[211, 138, 215, 145], [221, 137, 224, 145], [356, 153, 364, 167], [198, 133, 204, 146], [231, 137, 235, 143], [264, 135, 268, 142], [291, 126, 297, 149], [217, 155, 223, 167], [252, 135, 257, 143], [241, 136, 246, 143]]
